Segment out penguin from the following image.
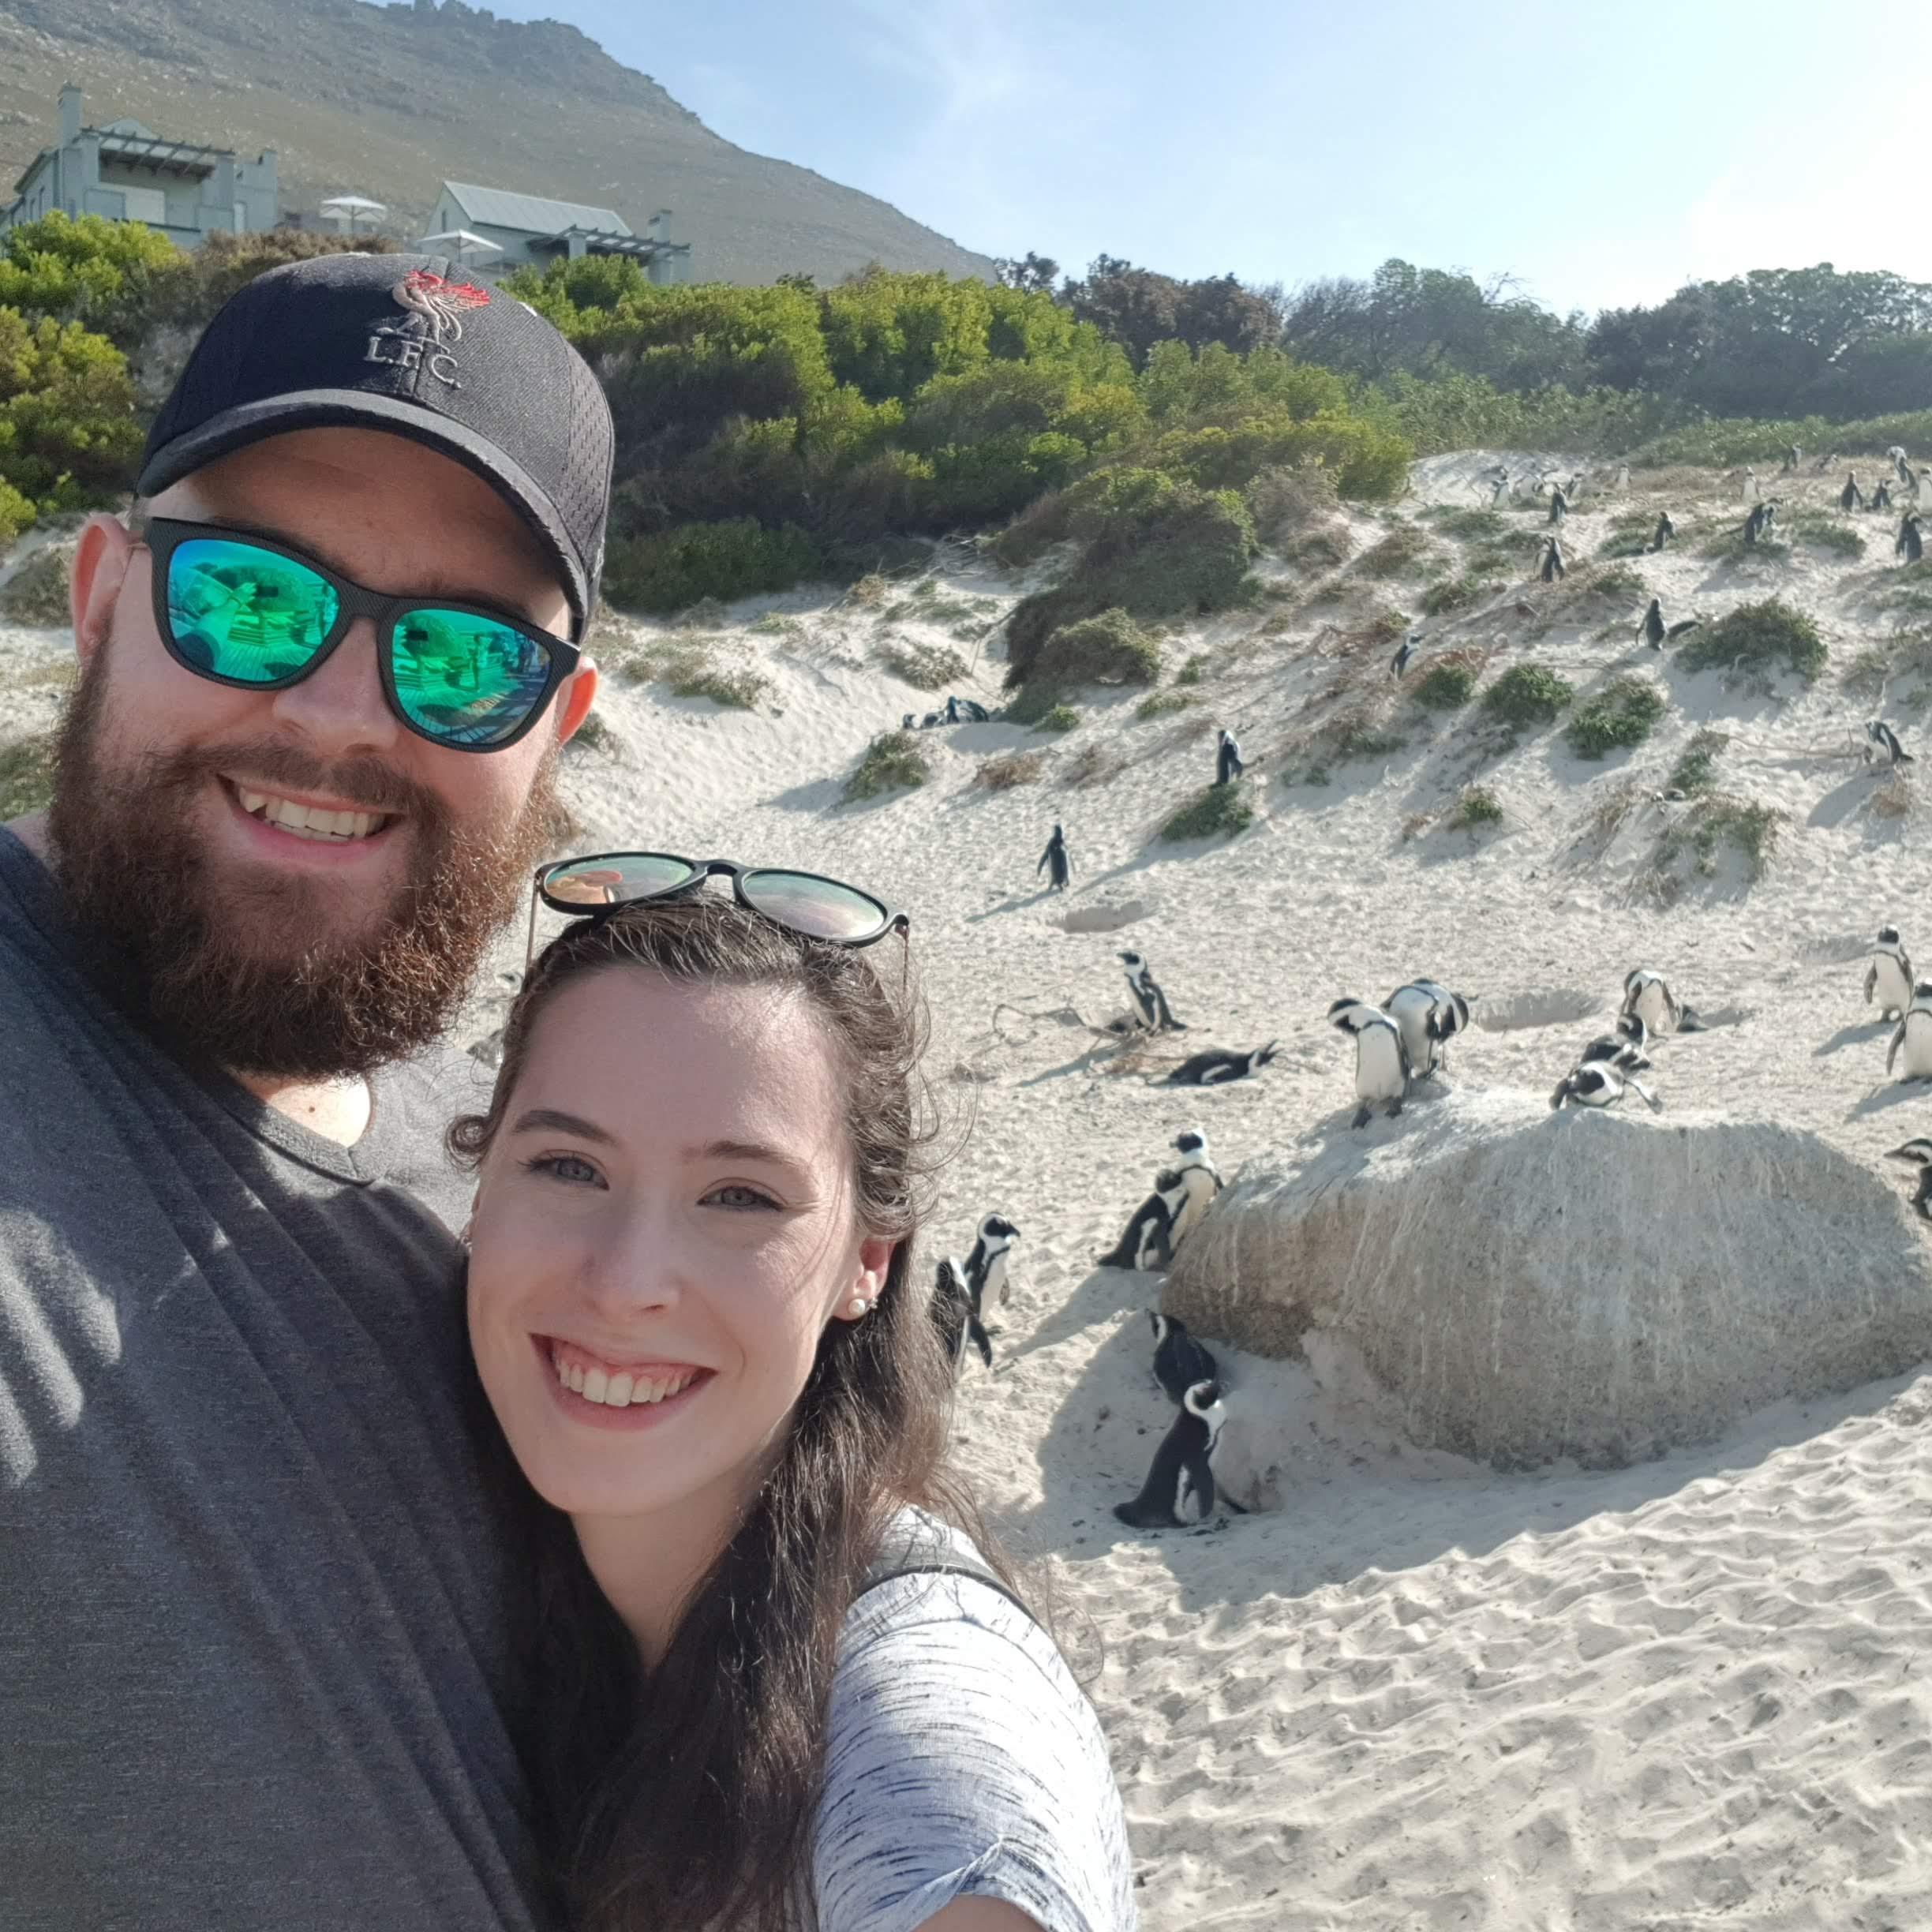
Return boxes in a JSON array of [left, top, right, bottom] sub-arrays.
[[1616, 463, 1631, 491], [1638, 598, 1667, 650], [1550, 1062, 1662, 1113], [1884, 1138, 1932, 1220], [945, 694, 990, 724], [1095, 1168, 1188, 1271], [1547, 486, 1568, 526], [1622, 968, 1705, 1035], [1113, 1379, 1225, 1529], [1038, 822, 1071, 892], [1120, 951, 1187, 1032], [1741, 466, 1760, 502], [1328, 997, 1410, 1129], [1163, 1128, 1224, 1249], [1866, 721, 1913, 767], [1885, 980, 1932, 1081], [1648, 511, 1676, 553], [903, 710, 946, 730], [1391, 630, 1421, 679], [1784, 444, 1801, 474], [930, 1256, 992, 1374], [1898, 515, 1924, 564], [1890, 447, 1912, 486], [1215, 728, 1245, 786], [1164, 1041, 1278, 1086], [1385, 979, 1471, 1079], [964, 1213, 1020, 1311], [1489, 472, 1511, 507], [1539, 536, 1565, 583], [1759, 501, 1779, 541], [1841, 472, 1866, 513], [1743, 501, 1769, 548], [1814, 451, 1839, 474], [1867, 925, 1915, 1023], [1874, 481, 1893, 514], [1149, 1312, 1218, 1406]]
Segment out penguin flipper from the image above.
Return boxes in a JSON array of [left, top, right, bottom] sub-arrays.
[[1889, 1023, 1907, 1076], [1866, 962, 1879, 1005]]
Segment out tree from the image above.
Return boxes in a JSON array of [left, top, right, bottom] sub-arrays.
[[994, 253, 1061, 296]]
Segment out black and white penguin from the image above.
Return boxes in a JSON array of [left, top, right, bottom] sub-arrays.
[[1577, 1009, 1653, 1073], [1328, 997, 1410, 1129], [1841, 472, 1866, 512], [1385, 979, 1472, 1079], [1550, 1061, 1662, 1113], [1891, 447, 1914, 487], [1743, 500, 1769, 548], [1038, 822, 1071, 892], [1149, 1312, 1218, 1406], [1539, 536, 1565, 583], [1874, 481, 1894, 514], [1113, 1379, 1225, 1529], [1120, 950, 1187, 1032], [1391, 630, 1421, 679], [1164, 1041, 1279, 1086], [1885, 980, 1932, 1082], [1622, 967, 1704, 1036], [1095, 1169, 1188, 1271], [930, 1255, 992, 1374], [1759, 501, 1779, 541], [1884, 1137, 1932, 1220], [1638, 598, 1667, 649], [1547, 485, 1568, 526], [904, 709, 946, 730], [1489, 471, 1511, 507], [1866, 721, 1913, 767], [1896, 515, 1923, 564], [1649, 511, 1676, 553], [1784, 443, 1801, 474], [945, 694, 990, 724], [1164, 1128, 1224, 1249], [1215, 728, 1245, 786], [964, 1213, 1020, 1311], [1867, 925, 1915, 1023]]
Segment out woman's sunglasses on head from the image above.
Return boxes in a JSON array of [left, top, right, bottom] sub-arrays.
[[526, 852, 911, 972], [140, 517, 580, 753]]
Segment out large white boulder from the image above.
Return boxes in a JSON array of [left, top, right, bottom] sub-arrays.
[[1166, 1088, 1932, 1469]]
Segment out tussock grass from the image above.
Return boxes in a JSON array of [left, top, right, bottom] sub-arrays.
[[877, 640, 968, 690], [1482, 663, 1574, 728], [843, 731, 930, 802], [1677, 599, 1826, 682], [1658, 792, 1784, 881], [1668, 728, 1729, 795], [1427, 507, 1507, 542], [1136, 691, 1196, 721], [1160, 784, 1254, 841], [974, 751, 1046, 791], [1412, 661, 1477, 710], [1419, 574, 1491, 617], [1843, 631, 1932, 705], [1061, 742, 1118, 787], [1032, 702, 1080, 733], [1566, 676, 1665, 758], [1446, 786, 1503, 830], [1351, 525, 1435, 581]]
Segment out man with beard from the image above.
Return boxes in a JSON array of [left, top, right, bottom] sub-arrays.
[[0, 254, 611, 1930]]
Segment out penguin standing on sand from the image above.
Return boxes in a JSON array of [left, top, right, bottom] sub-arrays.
[[1215, 728, 1245, 786], [1148, 1312, 1219, 1406], [1866, 721, 1913, 767], [1649, 511, 1676, 552], [1120, 951, 1187, 1032], [1038, 822, 1071, 892], [1391, 631, 1421, 679], [1884, 1138, 1932, 1220], [1842, 472, 1866, 512], [964, 1213, 1020, 1311], [1897, 515, 1923, 564], [1164, 1041, 1278, 1086], [1867, 925, 1915, 1022], [1885, 981, 1932, 1081], [1622, 968, 1704, 1036], [1874, 481, 1894, 514], [1638, 598, 1667, 649], [1784, 444, 1801, 473], [1328, 997, 1410, 1129], [1547, 485, 1569, 526], [1550, 1062, 1663, 1113], [1114, 1380, 1225, 1529], [930, 1256, 992, 1374], [1386, 979, 1471, 1079], [1744, 500, 1770, 547], [1540, 536, 1565, 583]]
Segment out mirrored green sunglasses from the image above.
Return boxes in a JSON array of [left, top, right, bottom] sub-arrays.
[[143, 517, 581, 752]]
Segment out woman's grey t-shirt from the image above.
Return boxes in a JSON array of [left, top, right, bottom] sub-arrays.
[[809, 1514, 1137, 1932], [0, 829, 552, 1930]]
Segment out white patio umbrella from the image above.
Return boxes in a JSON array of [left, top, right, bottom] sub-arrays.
[[320, 193, 387, 234], [415, 228, 504, 266]]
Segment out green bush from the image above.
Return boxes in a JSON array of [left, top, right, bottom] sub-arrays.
[[1032, 702, 1080, 732], [1175, 653, 1208, 685], [1677, 600, 1827, 681], [877, 640, 968, 689], [1567, 676, 1664, 758], [1411, 662, 1477, 710], [1634, 406, 1932, 470], [1419, 574, 1488, 617], [603, 519, 824, 614], [1428, 507, 1507, 542], [1447, 786, 1503, 829], [1160, 784, 1254, 841], [1668, 728, 1728, 794], [1590, 564, 1647, 601], [0, 732, 55, 818], [1244, 459, 1339, 548], [1136, 691, 1196, 720], [1351, 524, 1433, 580], [1326, 720, 1407, 761], [1659, 793, 1784, 880], [1791, 514, 1865, 559], [0, 211, 185, 349], [614, 641, 769, 710], [1482, 664, 1574, 727], [843, 730, 930, 801], [1029, 607, 1162, 687], [0, 307, 141, 511]]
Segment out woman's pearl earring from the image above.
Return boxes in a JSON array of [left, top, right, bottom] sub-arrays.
[[844, 1294, 873, 1319]]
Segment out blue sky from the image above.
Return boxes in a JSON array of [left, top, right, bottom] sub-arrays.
[[485, 0, 1932, 316]]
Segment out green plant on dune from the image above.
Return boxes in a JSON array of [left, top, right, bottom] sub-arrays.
[[1658, 792, 1784, 881], [877, 639, 969, 690], [1411, 662, 1477, 710], [1032, 702, 1081, 732], [1160, 784, 1254, 841], [1446, 786, 1503, 830], [1481, 663, 1574, 728], [842, 730, 930, 802], [1676, 599, 1826, 682], [1566, 676, 1665, 758], [1136, 691, 1196, 721], [1668, 729, 1729, 795]]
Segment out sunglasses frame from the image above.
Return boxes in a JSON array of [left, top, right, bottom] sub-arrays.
[[142, 516, 582, 754], [525, 851, 912, 973]]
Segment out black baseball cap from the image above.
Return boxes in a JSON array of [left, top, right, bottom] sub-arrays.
[[137, 251, 615, 638]]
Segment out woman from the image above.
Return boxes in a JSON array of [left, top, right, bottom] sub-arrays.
[[453, 853, 1135, 1932]]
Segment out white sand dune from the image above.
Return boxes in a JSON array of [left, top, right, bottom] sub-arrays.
[[7, 455, 1932, 1926]]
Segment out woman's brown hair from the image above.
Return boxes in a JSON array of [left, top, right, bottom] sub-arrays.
[[449, 893, 1023, 1932]]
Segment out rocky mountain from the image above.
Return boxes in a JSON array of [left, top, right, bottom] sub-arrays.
[[0, 0, 997, 285]]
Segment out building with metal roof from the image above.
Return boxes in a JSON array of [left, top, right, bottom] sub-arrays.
[[1, 85, 279, 245], [425, 180, 691, 284]]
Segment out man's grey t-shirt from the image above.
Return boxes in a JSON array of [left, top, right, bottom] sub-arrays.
[[0, 829, 553, 1931]]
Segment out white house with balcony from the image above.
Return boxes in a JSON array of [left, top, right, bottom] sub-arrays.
[[422, 181, 691, 284]]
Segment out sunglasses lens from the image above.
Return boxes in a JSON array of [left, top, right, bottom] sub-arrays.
[[391, 609, 558, 748], [741, 869, 892, 942], [165, 538, 339, 683], [542, 853, 697, 911]]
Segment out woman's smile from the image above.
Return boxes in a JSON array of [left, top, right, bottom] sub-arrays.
[[536, 1334, 714, 1428]]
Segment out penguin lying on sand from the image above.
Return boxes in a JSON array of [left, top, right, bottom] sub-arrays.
[[1885, 981, 1932, 1081], [1148, 1312, 1218, 1406], [1329, 997, 1410, 1129], [1163, 1042, 1277, 1087], [945, 694, 990, 724], [1622, 968, 1705, 1036], [1551, 1062, 1663, 1114], [1868, 925, 1914, 1023], [902, 710, 945, 730], [964, 1213, 1020, 1310], [1885, 1138, 1932, 1220], [1114, 1380, 1225, 1530]]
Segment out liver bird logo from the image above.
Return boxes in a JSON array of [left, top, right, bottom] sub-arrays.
[[391, 270, 490, 345]]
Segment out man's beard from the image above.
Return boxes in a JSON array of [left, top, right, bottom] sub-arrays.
[[47, 641, 569, 1082]]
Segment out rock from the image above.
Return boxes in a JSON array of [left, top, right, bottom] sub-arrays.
[[0, 540, 77, 628], [1061, 897, 1155, 935], [1165, 1087, 1932, 1470]]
